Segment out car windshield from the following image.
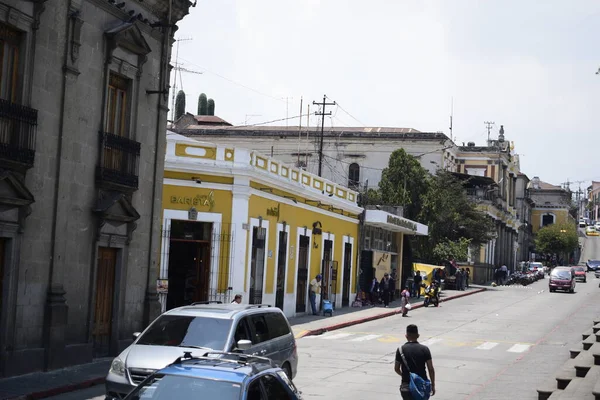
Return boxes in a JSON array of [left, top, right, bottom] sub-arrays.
[[551, 270, 572, 280], [127, 374, 241, 399], [575, 267, 585, 272], [590, 260, 600, 266], [136, 315, 233, 350]]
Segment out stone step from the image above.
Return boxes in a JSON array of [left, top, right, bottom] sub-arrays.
[[583, 335, 596, 350], [595, 332, 600, 343], [538, 377, 560, 400], [556, 367, 578, 390], [593, 318, 600, 326], [548, 388, 564, 399], [593, 323, 600, 334], [574, 350, 595, 377], [583, 329, 593, 340], [570, 348, 582, 359], [563, 365, 600, 400]]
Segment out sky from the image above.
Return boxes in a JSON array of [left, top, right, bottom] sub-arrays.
[[172, 0, 600, 190]]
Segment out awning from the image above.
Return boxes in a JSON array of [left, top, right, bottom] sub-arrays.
[[364, 210, 428, 236]]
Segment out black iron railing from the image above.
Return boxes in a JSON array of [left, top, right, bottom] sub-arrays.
[[0, 98, 37, 168], [96, 132, 140, 190]]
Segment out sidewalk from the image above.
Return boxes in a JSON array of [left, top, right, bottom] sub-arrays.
[[0, 285, 486, 399], [290, 284, 487, 338]]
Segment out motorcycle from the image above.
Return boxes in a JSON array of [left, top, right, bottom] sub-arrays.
[[423, 285, 440, 307]]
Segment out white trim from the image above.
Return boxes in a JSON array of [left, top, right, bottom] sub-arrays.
[[246, 218, 270, 305], [160, 209, 223, 313], [540, 212, 556, 228], [294, 227, 312, 316], [339, 235, 355, 308], [249, 188, 359, 223], [321, 232, 336, 306], [164, 178, 233, 192], [274, 223, 292, 316]]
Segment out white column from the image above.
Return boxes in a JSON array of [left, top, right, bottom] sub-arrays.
[[231, 177, 251, 300]]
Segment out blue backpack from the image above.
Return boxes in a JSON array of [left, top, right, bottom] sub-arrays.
[[400, 352, 431, 400]]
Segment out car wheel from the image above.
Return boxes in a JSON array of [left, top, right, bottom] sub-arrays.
[[282, 362, 292, 380]]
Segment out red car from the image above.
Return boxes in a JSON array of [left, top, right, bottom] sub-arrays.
[[573, 266, 587, 282], [549, 267, 576, 293]]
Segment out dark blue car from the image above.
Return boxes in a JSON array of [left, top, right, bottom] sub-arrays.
[[124, 352, 302, 400]]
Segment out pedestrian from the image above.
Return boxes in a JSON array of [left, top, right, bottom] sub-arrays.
[[500, 264, 508, 285], [395, 324, 436, 400], [400, 286, 411, 317], [455, 268, 462, 291], [413, 271, 422, 299], [465, 268, 470, 288], [231, 294, 242, 304], [309, 274, 322, 315], [370, 277, 379, 305], [380, 273, 392, 307], [391, 269, 398, 301]]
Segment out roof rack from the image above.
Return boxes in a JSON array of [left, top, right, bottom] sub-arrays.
[[243, 304, 272, 309], [191, 301, 223, 305], [172, 351, 274, 367]]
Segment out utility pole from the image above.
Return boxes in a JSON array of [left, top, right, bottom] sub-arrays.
[[484, 121, 495, 143], [313, 95, 336, 177]]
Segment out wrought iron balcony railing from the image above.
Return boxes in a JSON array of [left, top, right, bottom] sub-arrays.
[[96, 132, 140, 190], [0, 98, 37, 168]]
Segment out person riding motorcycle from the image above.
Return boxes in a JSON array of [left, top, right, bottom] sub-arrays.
[[423, 281, 440, 307]]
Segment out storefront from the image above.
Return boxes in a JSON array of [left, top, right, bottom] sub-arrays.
[[359, 207, 428, 293], [160, 132, 362, 317]]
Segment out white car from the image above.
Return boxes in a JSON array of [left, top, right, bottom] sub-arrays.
[[580, 219, 587, 228], [595, 223, 600, 231]]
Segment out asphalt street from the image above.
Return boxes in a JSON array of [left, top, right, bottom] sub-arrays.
[[49, 237, 600, 400]]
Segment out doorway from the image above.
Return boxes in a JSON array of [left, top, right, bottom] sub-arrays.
[[166, 220, 212, 310], [321, 239, 333, 304], [0, 239, 5, 319], [275, 230, 288, 310], [93, 247, 117, 357], [342, 242, 352, 307], [249, 226, 267, 304], [295, 235, 309, 313]]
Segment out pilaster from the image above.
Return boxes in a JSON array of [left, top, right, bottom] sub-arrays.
[[231, 176, 250, 300]]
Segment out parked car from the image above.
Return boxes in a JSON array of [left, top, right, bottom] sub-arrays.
[[549, 266, 576, 293], [106, 304, 298, 400], [586, 226, 599, 236], [586, 260, 600, 272], [529, 262, 546, 275], [580, 219, 587, 228], [573, 266, 587, 282], [124, 352, 302, 400]]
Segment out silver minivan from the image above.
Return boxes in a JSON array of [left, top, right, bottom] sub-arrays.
[[105, 304, 298, 399]]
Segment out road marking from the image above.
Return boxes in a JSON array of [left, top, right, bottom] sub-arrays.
[[321, 333, 354, 340], [421, 338, 443, 346], [507, 344, 531, 353], [350, 334, 381, 342], [476, 342, 499, 350]]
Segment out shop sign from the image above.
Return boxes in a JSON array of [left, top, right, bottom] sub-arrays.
[[267, 204, 279, 218], [156, 279, 168, 294], [170, 190, 215, 211], [386, 214, 417, 231]]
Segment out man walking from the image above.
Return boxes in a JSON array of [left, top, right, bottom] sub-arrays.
[[395, 324, 436, 399], [309, 274, 321, 315], [380, 273, 392, 307], [414, 271, 422, 299]]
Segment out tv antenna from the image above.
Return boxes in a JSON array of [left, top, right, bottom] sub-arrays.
[[484, 121, 495, 143], [170, 37, 203, 123]]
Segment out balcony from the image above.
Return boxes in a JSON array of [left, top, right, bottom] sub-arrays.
[[0, 98, 37, 169], [96, 132, 140, 191]]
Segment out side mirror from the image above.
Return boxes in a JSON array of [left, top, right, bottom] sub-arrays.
[[132, 332, 141, 340], [237, 339, 252, 351]]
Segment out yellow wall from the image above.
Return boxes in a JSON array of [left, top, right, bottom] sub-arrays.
[[531, 209, 570, 233], [162, 185, 233, 291], [247, 194, 359, 296]]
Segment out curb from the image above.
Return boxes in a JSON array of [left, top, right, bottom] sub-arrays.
[[7, 377, 105, 400], [295, 287, 487, 339]]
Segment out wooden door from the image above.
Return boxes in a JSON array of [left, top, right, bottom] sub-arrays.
[[197, 244, 211, 302], [93, 247, 117, 356], [342, 243, 352, 307], [275, 231, 287, 310], [295, 236, 309, 313]]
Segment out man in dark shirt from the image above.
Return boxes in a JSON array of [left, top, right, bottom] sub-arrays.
[[394, 324, 436, 399]]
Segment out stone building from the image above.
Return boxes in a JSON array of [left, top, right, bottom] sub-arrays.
[[170, 125, 459, 190], [528, 177, 573, 232], [0, 0, 191, 377]]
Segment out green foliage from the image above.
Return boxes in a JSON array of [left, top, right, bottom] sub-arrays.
[[358, 189, 382, 207], [535, 223, 579, 255], [207, 98, 215, 116], [378, 149, 430, 220], [174, 90, 186, 121], [198, 93, 208, 115], [432, 238, 471, 264]]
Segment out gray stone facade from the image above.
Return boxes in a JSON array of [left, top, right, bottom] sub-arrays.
[[0, 0, 191, 377]]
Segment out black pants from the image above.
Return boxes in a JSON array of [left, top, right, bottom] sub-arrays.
[[382, 289, 390, 306], [400, 386, 413, 400]]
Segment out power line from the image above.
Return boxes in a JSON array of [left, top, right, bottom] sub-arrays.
[[314, 95, 336, 177], [329, 98, 366, 127]]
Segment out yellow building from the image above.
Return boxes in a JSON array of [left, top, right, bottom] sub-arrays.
[[160, 132, 362, 317], [528, 177, 574, 233]]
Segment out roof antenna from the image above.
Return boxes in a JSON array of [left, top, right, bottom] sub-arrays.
[[449, 97, 453, 142]]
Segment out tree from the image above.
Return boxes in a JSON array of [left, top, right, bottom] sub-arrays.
[[432, 238, 471, 264], [415, 170, 495, 261], [378, 149, 430, 220], [174, 90, 186, 121], [198, 93, 208, 115], [207, 98, 215, 116], [535, 223, 579, 256]]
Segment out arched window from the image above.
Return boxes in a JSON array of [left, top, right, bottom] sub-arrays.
[[542, 213, 555, 227], [348, 163, 360, 189]]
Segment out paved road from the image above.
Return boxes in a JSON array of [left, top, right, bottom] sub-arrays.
[[51, 238, 600, 400]]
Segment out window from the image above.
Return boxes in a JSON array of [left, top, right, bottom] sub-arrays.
[[105, 73, 130, 136], [261, 374, 292, 399], [0, 24, 21, 102], [246, 380, 264, 400], [348, 163, 360, 188], [265, 312, 291, 339], [542, 214, 555, 227], [249, 314, 269, 344], [129, 374, 242, 399], [232, 317, 251, 348]]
